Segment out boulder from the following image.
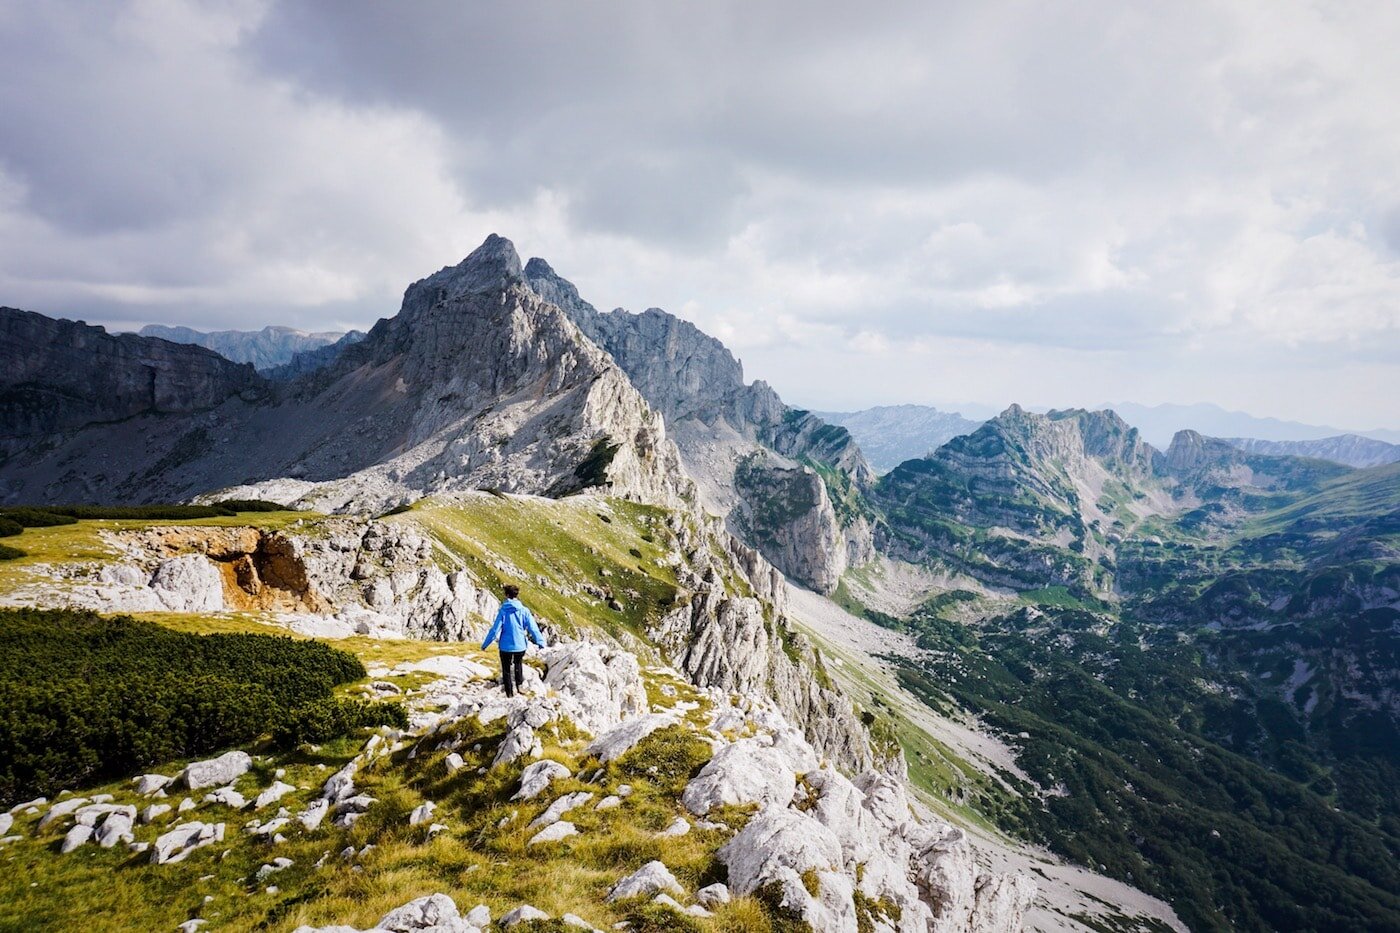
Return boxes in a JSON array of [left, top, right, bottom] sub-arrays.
[[512, 760, 570, 801], [408, 802, 436, 826], [681, 739, 797, 815], [696, 883, 731, 908], [606, 860, 684, 902], [0, 814, 11, 836], [60, 824, 93, 853], [133, 773, 172, 795], [376, 892, 473, 932], [297, 800, 330, 831], [150, 555, 225, 612], [139, 803, 172, 824], [657, 817, 691, 837], [204, 787, 247, 809], [181, 751, 252, 790], [321, 761, 358, 802], [541, 642, 648, 734], [151, 821, 225, 864], [719, 806, 843, 896], [95, 810, 135, 848], [527, 792, 593, 830], [583, 714, 675, 763], [254, 781, 296, 810], [38, 796, 89, 830], [500, 905, 550, 927], [527, 821, 578, 845]]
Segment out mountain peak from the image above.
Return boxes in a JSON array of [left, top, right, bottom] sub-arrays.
[[453, 233, 522, 285]]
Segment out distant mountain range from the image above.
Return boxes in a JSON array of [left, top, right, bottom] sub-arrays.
[[1220, 434, 1400, 468], [823, 402, 1399, 470], [1101, 401, 1400, 448], [814, 405, 983, 473], [138, 323, 365, 371]]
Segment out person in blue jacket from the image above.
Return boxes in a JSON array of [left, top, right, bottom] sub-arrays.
[[481, 584, 546, 697]]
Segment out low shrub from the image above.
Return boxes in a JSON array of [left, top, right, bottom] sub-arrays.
[[272, 697, 408, 748], [210, 499, 289, 513], [0, 608, 391, 806], [0, 517, 20, 537], [0, 543, 25, 560], [1, 501, 295, 523], [0, 508, 78, 527]]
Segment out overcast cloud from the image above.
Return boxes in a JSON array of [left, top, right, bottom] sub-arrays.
[[1, 0, 1397, 428]]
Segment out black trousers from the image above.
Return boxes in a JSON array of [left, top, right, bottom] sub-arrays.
[[500, 650, 525, 696]]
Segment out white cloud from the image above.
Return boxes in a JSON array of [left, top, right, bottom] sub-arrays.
[[0, 0, 1396, 427]]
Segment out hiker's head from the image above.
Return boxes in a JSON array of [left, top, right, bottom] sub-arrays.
[[503, 584, 520, 600]]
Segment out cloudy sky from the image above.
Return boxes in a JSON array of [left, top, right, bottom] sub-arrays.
[[2, 1, 1398, 429]]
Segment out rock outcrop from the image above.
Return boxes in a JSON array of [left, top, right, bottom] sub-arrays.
[[0, 306, 262, 458], [525, 257, 875, 592]]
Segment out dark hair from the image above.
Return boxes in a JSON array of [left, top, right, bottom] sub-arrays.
[[503, 584, 520, 599]]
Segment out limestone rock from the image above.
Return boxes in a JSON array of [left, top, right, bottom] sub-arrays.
[[254, 781, 296, 810], [607, 860, 684, 902], [150, 821, 225, 864], [681, 739, 797, 815], [181, 751, 252, 790], [133, 774, 173, 795], [377, 892, 473, 932], [528, 792, 593, 830], [527, 821, 578, 845], [60, 824, 93, 853], [583, 713, 675, 763], [500, 905, 550, 927], [541, 642, 648, 734], [513, 760, 571, 801], [150, 555, 225, 612]]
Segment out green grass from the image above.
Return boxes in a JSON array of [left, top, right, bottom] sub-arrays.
[[402, 493, 681, 643]]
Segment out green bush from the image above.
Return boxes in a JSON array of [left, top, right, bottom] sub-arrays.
[[272, 697, 408, 748], [0, 501, 294, 524], [0, 608, 391, 806], [210, 499, 290, 513], [0, 508, 78, 527], [0, 517, 20, 537], [0, 544, 24, 561]]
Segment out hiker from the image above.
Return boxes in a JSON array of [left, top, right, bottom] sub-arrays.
[[481, 584, 546, 697]]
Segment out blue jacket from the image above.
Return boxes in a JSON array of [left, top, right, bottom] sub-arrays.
[[482, 598, 546, 653]]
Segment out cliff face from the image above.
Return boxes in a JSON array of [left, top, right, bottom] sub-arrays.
[[524, 258, 875, 592], [0, 307, 263, 451], [0, 237, 690, 512]]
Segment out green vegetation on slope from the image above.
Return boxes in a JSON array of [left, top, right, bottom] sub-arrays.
[[403, 493, 683, 642], [884, 594, 1400, 933], [0, 615, 796, 933], [0, 608, 403, 806]]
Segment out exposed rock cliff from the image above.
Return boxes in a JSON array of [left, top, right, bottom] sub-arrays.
[[0, 307, 263, 455], [524, 257, 875, 592]]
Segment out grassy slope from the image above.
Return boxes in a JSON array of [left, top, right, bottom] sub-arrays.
[[0, 496, 798, 932], [399, 493, 682, 644]]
